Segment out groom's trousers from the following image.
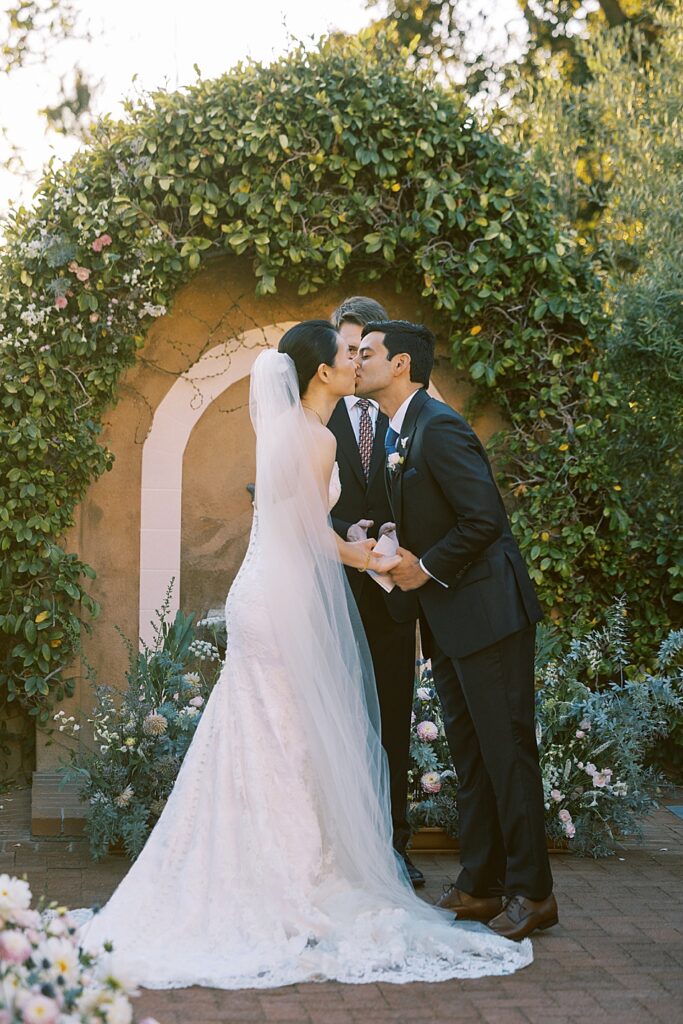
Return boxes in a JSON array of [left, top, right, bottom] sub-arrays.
[[430, 623, 553, 901]]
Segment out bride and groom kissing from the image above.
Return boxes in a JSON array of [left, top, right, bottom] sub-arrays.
[[75, 297, 557, 990]]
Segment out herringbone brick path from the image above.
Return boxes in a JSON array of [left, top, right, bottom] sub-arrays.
[[2, 787, 682, 1024]]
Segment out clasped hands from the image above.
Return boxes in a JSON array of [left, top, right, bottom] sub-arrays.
[[347, 519, 429, 589]]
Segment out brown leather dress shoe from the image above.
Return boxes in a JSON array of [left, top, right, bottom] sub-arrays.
[[435, 885, 503, 923], [487, 893, 559, 941]]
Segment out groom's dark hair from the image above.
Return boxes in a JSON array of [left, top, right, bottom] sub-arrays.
[[361, 320, 436, 387]]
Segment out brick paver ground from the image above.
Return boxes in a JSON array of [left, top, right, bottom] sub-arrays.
[[2, 786, 682, 1024]]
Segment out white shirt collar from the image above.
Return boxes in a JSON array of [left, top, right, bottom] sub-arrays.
[[389, 390, 422, 434], [344, 395, 379, 413]]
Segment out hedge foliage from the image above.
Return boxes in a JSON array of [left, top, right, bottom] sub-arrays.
[[0, 35, 675, 720]]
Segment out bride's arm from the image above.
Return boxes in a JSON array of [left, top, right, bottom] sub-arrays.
[[314, 430, 399, 574]]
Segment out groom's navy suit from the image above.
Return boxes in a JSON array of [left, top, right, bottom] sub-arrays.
[[388, 387, 553, 901], [329, 399, 416, 856]]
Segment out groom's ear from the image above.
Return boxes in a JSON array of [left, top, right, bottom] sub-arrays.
[[393, 353, 411, 377]]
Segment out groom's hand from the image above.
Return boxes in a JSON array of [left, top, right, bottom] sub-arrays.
[[390, 547, 430, 591]]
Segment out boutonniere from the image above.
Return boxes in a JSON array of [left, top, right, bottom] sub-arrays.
[[387, 451, 404, 473], [400, 436, 409, 451]]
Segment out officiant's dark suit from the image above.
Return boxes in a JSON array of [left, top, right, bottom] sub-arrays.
[[366, 329, 553, 906], [328, 397, 417, 859]]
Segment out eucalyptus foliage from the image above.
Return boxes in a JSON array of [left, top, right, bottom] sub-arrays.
[[0, 33, 661, 721]]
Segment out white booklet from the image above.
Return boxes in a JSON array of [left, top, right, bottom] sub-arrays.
[[367, 530, 398, 593]]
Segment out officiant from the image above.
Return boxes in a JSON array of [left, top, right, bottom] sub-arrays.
[[329, 297, 422, 887]]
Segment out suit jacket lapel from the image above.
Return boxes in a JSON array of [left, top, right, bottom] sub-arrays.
[[393, 388, 430, 533], [367, 410, 388, 488], [329, 401, 365, 488]]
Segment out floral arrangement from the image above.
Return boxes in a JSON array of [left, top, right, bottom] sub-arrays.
[[58, 594, 225, 861], [409, 601, 682, 857], [0, 874, 157, 1024]]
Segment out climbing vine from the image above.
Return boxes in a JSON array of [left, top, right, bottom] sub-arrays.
[[0, 35, 676, 722]]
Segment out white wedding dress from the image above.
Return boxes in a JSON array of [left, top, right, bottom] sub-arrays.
[[75, 351, 531, 988]]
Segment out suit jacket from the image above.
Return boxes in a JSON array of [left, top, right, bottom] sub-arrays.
[[387, 388, 543, 659], [328, 399, 393, 605]]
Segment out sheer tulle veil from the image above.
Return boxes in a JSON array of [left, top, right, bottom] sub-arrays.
[[249, 348, 403, 890]]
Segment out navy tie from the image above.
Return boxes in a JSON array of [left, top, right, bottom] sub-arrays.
[[384, 426, 400, 454]]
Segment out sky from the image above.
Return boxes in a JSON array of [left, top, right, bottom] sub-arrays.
[[0, 0, 526, 214]]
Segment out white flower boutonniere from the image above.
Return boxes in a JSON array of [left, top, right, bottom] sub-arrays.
[[386, 452, 404, 473]]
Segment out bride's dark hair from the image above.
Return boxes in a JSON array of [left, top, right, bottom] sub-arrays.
[[277, 320, 339, 397]]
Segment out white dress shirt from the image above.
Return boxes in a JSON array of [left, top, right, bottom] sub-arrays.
[[344, 395, 380, 444], [389, 389, 448, 588]]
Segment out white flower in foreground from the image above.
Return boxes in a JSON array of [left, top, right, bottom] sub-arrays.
[[0, 875, 31, 915], [416, 687, 432, 701], [188, 695, 204, 708], [102, 992, 134, 1024], [92, 950, 140, 996], [114, 785, 134, 808], [20, 994, 60, 1024], [35, 936, 80, 983], [10, 908, 41, 929]]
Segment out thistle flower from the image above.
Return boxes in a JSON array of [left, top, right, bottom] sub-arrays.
[[114, 786, 134, 808], [142, 712, 168, 737]]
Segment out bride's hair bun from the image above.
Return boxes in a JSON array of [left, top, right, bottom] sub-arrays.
[[278, 320, 338, 396]]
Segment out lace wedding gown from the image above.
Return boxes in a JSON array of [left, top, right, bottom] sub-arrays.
[[76, 354, 532, 989]]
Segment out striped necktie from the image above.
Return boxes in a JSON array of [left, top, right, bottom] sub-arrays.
[[356, 399, 374, 480]]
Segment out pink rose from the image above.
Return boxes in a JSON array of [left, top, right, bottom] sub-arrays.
[[54, 295, 68, 310], [89, 312, 100, 323], [575, 730, 585, 739], [74, 265, 91, 282], [565, 823, 576, 839], [558, 809, 571, 823], [189, 695, 204, 708], [550, 789, 562, 802], [92, 233, 112, 252], [593, 773, 608, 788], [0, 929, 32, 963]]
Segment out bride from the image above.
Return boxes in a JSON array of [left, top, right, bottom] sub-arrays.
[[76, 320, 532, 987]]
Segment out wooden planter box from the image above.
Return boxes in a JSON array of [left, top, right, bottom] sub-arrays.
[[409, 827, 571, 854]]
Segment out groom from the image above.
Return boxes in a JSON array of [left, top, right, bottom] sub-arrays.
[[355, 319, 557, 941], [328, 297, 422, 887]]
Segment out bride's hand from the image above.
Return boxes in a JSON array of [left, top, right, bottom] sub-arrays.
[[368, 550, 401, 575]]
